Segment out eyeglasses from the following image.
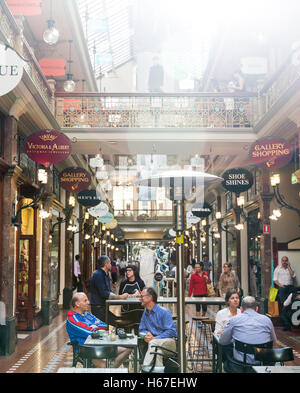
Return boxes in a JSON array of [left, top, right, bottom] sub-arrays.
[[126, 269, 133, 272], [140, 294, 150, 298], [282, 259, 288, 262]]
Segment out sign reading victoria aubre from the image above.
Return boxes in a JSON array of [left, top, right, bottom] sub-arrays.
[[25, 129, 72, 167], [222, 167, 253, 195]]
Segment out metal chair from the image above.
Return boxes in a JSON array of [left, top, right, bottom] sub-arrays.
[[78, 344, 118, 368], [67, 341, 85, 367], [141, 345, 179, 373], [224, 340, 273, 373], [254, 347, 294, 366]]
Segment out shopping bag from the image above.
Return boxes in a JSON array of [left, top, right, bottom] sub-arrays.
[[268, 286, 278, 302], [206, 283, 216, 297], [268, 301, 279, 317]]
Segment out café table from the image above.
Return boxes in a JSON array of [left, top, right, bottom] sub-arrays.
[[84, 333, 138, 373], [252, 366, 300, 373], [105, 296, 225, 326], [57, 367, 128, 373]]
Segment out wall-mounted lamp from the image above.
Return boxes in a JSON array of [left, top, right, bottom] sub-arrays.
[[12, 174, 47, 226], [270, 173, 300, 221], [216, 211, 236, 239]]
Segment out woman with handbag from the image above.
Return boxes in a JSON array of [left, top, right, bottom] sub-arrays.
[[188, 262, 210, 318], [218, 262, 240, 298]]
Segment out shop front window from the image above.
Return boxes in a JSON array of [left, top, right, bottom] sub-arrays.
[[35, 208, 42, 310], [226, 218, 237, 274], [18, 239, 30, 299], [50, 211, 60, 300], [248, 209, 262, 297]]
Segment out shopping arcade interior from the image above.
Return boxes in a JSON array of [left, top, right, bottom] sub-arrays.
[[1, 0, 300, 373]]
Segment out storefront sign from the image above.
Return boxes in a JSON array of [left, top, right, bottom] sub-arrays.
[[263, 224, 270, 234], [106, 219, 118, 229], [98, 212, 114, 223], [222, 168, 253, 195], [291, 301, 300, 327], [249, 137, 293, 170], [191, 202, 212, 218], [77, 189, 101, 207], [25, 129, 72, 167], [0, 43, 24, 96], [88, 202, 109, 218], [59, 167, 91, 193]]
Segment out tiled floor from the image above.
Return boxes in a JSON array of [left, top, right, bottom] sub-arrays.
[[0, 305, 299, 373]]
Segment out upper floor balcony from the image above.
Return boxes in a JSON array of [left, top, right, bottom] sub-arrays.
[[55, 92, 258, 129]]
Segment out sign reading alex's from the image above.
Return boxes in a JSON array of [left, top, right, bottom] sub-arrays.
[[0, 43, 24, 96], [222, 168, 253, 194], [25, 130, 72, 167], [59, 167, 91, 193], [249, 137, 293, 169]]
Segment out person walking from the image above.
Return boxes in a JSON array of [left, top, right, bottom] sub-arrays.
[[73, 254, 83, 292], [188, 262, 210, 318]]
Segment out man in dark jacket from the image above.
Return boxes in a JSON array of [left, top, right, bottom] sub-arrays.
[[90, 255, 128, 326]]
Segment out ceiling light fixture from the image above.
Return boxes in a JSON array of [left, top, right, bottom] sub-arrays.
[[64, 40, 76, 92], [43, 0, 59, 45]]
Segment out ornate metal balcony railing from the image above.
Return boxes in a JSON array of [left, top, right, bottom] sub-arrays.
[[259, 49, 300, 117], [55, 92, 258, 129], [0, 2, 54, 113], [115, 209, 173, 220]]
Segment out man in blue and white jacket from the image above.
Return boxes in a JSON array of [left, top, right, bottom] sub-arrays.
[[66, 292, 131, 368]]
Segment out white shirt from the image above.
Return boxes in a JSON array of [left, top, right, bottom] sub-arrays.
[[273, 265, 296, 286], [74, 260, 81, 277], [214, 307, 241, 334]]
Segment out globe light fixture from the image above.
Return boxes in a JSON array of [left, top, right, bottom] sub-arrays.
[[64, 40, 76, 92], [43, 0, 59, 45]]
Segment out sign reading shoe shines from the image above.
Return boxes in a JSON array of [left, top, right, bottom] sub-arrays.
[[59, 167, 91, 193], [222, 168, 253, 195], [25, 130, 72, 167]]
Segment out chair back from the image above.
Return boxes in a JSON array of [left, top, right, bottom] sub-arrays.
[[234, 340, 273, 364], [254, 347, 294, 366]]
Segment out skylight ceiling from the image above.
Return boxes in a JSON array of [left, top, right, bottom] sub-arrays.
[[76, 0, 133, 79]]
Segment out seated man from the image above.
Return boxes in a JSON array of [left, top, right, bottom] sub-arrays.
[[138, 287, 177, 367], [219, 296, 277, 370], [66, 292, 131, 368], [281, 286, 300, 331]]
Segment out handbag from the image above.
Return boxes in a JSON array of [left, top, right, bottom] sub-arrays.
[[268, 286, 278, 302], [206, 283, 216, 297], [267, 301, 279, 317]]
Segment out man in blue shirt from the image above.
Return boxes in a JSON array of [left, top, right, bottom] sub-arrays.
[[90, 255, 128, 326], [219, 296, 277, 366], [138, 287, 177, 367]]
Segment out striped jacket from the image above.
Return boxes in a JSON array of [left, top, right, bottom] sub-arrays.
[[66, 311, 107, 347]]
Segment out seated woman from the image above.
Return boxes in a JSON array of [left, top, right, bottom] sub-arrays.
[[119, 265, 146, 329], [214, 290, 241, 363], [214, 289, 241, 334]]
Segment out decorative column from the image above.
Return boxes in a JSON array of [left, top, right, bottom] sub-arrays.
[[41, 170, 56, 325], [258, 169, 273, 301], [0, 115, 19, 355]]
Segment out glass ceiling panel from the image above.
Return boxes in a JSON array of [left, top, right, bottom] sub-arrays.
[[76, 0, 133, 79]]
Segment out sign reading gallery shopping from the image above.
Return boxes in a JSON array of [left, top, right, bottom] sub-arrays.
[[222, 168, 253, 195], [249, 137, 292, 170], [0, 43, 24, 96], [59, 167, 91, 193]]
